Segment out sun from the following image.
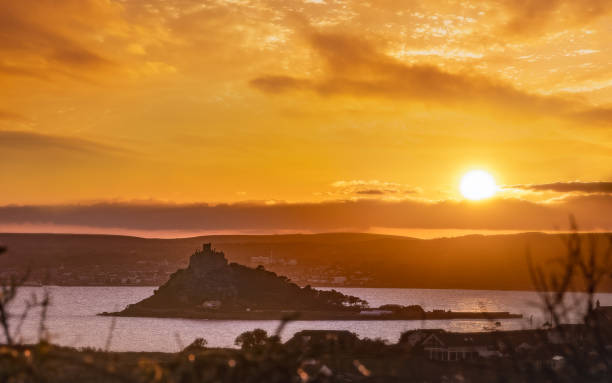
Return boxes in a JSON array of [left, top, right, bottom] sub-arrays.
[[460, 170, 497, 200]]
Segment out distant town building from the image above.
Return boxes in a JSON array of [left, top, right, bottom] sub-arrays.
[[200, 300, 222, 310]]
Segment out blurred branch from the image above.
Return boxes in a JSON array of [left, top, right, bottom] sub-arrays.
[[0, 271, 30, 345], [0, 246, 51, 346], [526, 217, 612, 381]]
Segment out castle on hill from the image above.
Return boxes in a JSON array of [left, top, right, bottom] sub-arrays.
[[189, 243, 228, 276], [113, 243, 368, 315]]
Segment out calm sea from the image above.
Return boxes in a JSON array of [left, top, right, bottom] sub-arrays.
[[6, 286, 612, 352]]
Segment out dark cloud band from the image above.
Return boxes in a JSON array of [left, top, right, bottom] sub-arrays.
[[510, 182, 612, 194], [0, 195, 610, 233]]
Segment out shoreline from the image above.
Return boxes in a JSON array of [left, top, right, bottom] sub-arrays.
[[21, 284, 612, 294], [100, 309, 523, 321]]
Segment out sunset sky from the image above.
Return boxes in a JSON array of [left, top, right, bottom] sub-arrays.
[[0, 0, 611, 236]]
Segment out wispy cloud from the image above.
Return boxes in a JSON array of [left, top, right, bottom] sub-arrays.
[[509, 181, 612, 194], [250, 28, 612, 126], [0, 110, 27, 121], [329, 180, 419, 197], [0, 0, 121, 82], [0, 130, 131, 156], [499, 0, 612, 36]]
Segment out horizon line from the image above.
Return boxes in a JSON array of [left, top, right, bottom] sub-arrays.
[[1, 228, 610, 241]]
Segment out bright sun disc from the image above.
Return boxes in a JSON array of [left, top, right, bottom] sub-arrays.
[[460, 170, 497, 200]]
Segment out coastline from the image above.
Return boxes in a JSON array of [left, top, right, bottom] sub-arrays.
[[100, 308, 523, 321]]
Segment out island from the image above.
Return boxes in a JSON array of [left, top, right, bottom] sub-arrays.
[[101, 244, 522, 321]]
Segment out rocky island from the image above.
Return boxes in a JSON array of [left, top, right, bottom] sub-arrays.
[[102, 244, 522, 321]]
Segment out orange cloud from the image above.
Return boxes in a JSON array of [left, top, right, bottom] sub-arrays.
[[0, 130, 130, 156], [0, 110, 27, 121], [329, 180, 419, 197], [250, 29, 612, 125], [499, 0, 612, 36], [0, 0, 127, 83]]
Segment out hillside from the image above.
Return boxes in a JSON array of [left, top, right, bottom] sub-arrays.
[[0, 232, 610, 291]]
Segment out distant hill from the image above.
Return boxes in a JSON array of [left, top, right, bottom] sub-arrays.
[[0, 232, 610, 291]]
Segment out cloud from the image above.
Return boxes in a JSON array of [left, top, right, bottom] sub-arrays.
[[0, 0, 119, 82], [329, 180, 419, 196], [499, 0, 612, 36], [572, 107, 612, 125], [355, 189, 386, 195], [250, 76, 311, 94], [50, 47, 111, 69], [0, 130, 129, 155], [0, 195, 610, 233], [510, 181, 612, 194], [250, 29, 612, 126], [0, 110, 27, 121]]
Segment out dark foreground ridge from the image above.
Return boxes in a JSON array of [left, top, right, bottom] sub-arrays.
[[102, 244, 522, 321], [5, 321, 612, 382]]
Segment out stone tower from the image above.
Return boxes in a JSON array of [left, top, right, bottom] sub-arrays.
[[188, 243, 228, 277]]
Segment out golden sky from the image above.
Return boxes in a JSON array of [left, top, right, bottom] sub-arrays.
[[0, 0, 611, 235]]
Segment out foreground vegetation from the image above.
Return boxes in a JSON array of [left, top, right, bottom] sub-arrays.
[[1, 321, 612, 383]]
